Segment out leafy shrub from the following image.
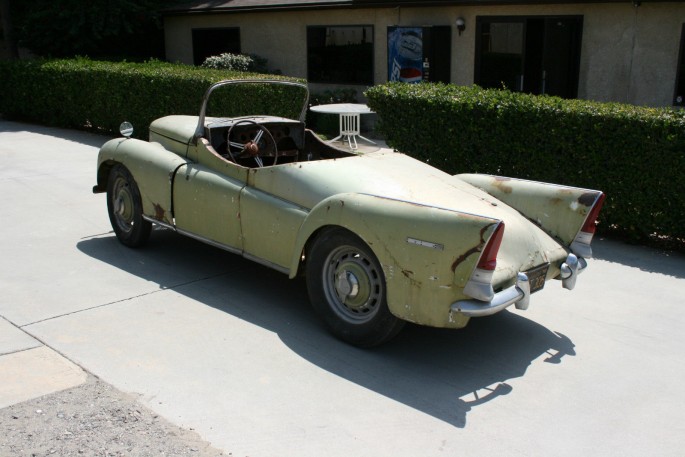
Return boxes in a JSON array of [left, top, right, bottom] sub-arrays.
[[201, 53, 272, 74], [366, 82, 685, 249], [0, 58, 306, 139]]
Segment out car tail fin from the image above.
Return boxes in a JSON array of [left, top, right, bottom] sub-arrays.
[[571, 192, 606, 258], [463, 222, 505, 301]]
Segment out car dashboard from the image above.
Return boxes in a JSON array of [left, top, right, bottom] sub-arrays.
[[205, 116, 305, 165]]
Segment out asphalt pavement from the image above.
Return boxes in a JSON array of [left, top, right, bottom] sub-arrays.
[[1, 119, 684, 457]]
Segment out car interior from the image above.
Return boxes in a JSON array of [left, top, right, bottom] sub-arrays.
[[205, 116, 354, 167]]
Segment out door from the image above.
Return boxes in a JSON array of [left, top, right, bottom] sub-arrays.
[[172, 141, 247, 251], [475, 16, 583, 98]]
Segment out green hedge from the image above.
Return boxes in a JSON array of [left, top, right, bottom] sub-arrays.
[[366, 82, 685, 249], [0, 58, 306, 139]]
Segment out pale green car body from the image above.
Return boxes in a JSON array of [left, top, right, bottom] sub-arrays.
[[94, 80, 603, 345]]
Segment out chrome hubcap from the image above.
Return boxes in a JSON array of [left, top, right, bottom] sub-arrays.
[[323, 246, 382, 323], [112, 178, 134, 232]]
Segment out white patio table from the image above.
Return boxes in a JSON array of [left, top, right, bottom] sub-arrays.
[[309, 103, 376, 150]]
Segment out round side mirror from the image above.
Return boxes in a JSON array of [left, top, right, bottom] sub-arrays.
[[120, 121, 134, 138]]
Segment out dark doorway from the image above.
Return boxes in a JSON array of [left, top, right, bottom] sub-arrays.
[[192, 28, 241, 66], [475, 16, 583, 98]]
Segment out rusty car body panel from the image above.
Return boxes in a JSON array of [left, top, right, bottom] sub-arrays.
[[94, 79, 604, 346]]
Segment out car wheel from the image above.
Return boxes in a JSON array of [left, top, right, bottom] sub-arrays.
[[306, 228, 405, 347], [106, 164, 152, 248]]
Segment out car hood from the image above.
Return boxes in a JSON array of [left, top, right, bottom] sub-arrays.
[[253, 151, 569, 282]]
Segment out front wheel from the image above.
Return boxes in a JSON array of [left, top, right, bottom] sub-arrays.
[[306, 228, 405, 347], [106, 164, 152, 248]]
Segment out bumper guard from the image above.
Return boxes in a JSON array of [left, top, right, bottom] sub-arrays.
[[451, 253, 587, 318]]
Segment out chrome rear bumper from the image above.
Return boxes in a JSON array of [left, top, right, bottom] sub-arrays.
[[451, 253, 587, 318]]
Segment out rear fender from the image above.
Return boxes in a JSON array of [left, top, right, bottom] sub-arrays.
[[291, 193, 500, 327], [457, 174, 604, 257], [95, 138, 188, 226]]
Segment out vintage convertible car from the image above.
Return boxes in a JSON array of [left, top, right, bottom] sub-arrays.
[[93, 79, 605, 347]]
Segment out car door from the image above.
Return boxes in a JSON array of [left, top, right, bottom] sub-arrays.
[[172, 139, 248, 252]]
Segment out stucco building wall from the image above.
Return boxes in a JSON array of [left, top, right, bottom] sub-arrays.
[[165, 2, 685, 107]]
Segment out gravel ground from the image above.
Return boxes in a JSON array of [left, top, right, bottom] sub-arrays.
[[0, 375, 226, 457]]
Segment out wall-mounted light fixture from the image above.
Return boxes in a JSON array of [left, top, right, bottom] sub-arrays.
[[456, 17, 466, 36]]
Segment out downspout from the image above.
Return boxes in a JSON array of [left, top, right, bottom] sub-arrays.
[[626, 1, 640, 104]]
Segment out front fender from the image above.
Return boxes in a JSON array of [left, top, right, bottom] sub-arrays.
[[291, 193, 500, 328], [94, 138, 188, 225]]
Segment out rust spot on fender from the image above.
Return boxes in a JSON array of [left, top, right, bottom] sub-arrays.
[[153, 203, 165, 221], [578, 192, 596, 207], [492, 177, 513, 194], [451, 223, 496, 272], [451, 245, 482, 272]]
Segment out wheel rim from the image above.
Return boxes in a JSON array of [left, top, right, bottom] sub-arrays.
[[111, 175, 135, 234], [322, 245, 383, 324]]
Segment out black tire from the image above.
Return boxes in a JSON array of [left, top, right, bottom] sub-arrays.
[[306, 228, 405, 347], [106, 164, 152, 248]]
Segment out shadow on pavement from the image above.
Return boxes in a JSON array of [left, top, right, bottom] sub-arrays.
[[0, 119, 110, 149], [78, 228, 576, 428], [592, 238, 685, 279]]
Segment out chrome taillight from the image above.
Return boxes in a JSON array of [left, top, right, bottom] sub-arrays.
[[463, 222, 505, 301], [571, 193, 606, 258]]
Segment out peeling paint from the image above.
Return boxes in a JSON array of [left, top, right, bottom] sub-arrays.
[[153, 203, 165, 221], [450, 223, 495, 272], [578, 192, 597, 207]]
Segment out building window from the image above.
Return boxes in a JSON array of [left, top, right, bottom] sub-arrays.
[[192, 28, 241, 66], [475, 16, 583, 99], [674, 24, 685, 106], [307, 25, 374, 85]]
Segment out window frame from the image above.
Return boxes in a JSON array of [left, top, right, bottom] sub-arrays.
[[474, 15, 583, 99], [191, 27, 241, 66], [306, 24, 375, 86]]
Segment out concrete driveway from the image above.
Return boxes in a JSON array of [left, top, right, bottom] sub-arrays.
[[1, 120, 684, 456]]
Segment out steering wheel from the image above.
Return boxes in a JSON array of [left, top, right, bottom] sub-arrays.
[[225, 120, 279, 167]]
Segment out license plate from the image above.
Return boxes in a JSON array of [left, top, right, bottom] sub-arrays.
[[525, 263, 549, 294]]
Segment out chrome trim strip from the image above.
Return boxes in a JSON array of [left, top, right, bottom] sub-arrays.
[[142, 216, 175, 230], [142, 216, 289, 275], [175, 228, 243, 256], [243, 252, 290, 275], [406, 237, 444, 251]]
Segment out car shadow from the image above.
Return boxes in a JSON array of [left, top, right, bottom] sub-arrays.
[[77, 228, 576, 428]]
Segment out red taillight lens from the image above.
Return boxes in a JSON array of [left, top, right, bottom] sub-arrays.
[[478, 222, 505, 271], [581, 193, 606, 234]]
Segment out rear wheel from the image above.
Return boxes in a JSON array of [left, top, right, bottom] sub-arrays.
[[306, 228, 405, 347], [106, 164, 151, 248]]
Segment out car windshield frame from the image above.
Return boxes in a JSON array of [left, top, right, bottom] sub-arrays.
[[193, 79, 309, 144]]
